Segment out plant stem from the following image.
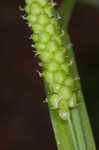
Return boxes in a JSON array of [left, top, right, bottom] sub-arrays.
[[71, 109, 86, 150], [57, 0, 96, 149], [49, 109, 74, 150], [68, 117, 79, 150]]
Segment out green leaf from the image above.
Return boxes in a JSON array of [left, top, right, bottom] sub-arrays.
[[58, 0, 76, 29], [57, 0, 96, 149]]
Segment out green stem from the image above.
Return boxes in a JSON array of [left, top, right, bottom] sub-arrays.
[[57, 0, 96, 149], [62, 25, 96, 150], [49, 109, 74, 150], [71, 109, 86, 150], [68, 118, 79, 150], [58, 0, 76, 29]]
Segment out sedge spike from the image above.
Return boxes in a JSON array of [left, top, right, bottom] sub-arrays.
[[23, 0, 79, 121]]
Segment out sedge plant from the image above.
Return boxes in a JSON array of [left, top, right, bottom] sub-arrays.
[[21, 0, 96, 149]]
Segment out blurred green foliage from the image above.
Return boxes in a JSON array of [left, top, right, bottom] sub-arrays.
[[78, 0, 99, 6]]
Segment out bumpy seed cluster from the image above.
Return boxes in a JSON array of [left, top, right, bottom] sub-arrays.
[[24, 0, 77, 120]]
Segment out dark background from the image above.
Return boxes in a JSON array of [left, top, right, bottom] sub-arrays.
[[0, 0, 99, 149]]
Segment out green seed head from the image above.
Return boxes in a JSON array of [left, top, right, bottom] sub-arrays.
[[60, 63, 69, 74], [42, 71, 53, 84], [31, 34, 39, 42], [24, 0, 75, 120], [54, 51, 65, 64], [54, 72, 66, 84], [33, 0, 48, 6], [44, 62, 59, 72], [58, 100, 69, 110], [48, 94, 59, 109], [44, 5, 53, 17], [46, 40, 59, 53], [69, 93, 77, 108], [65, 76, 74, 87], [51, 18, 58, 26], [45, 24, 56, 35], [26, 15, 37, 24], [30, 3, 42, 15], [59, 87, 72, 100], [35, 42, 45, 51], [25, 0, 33, 4], [38, 32, 50, 43], [32, 24, 44, 33], [39, 51, 53, 63], [38, 14, 49, 25], [55, 34, 63, 45], [52, 83, 62, 93], [24, 5, 31, 13], [58, 109, 70, 120]]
